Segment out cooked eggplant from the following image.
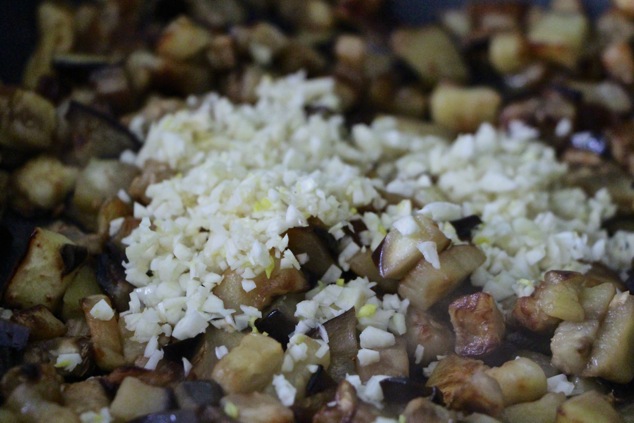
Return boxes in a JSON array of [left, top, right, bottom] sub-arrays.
[[10, 305, 65, 341], [485, 357, 547, 406], [2, 228, 86, 312], [95, 244, 134, 312], [405, 306, 455, 366], [211, 333, 284, 394], [0, 320, 30, 377], [220, 392, 294, 423], [52, 54, 117, 81], [320, 308, 358, 383], [449, 292, 505, 359], [377, 214, 450, 280], [66, 101, 141, 165], [0, 88, 57, 151], [380, 377, 433, 404], [109, 376, 173, 421], [556, 390, 623, 423], [81, 294, 126, 371], [398, 245, 486, 311], [62, 378, 110, 416], [254, 309, 296, 350], [174, 380, 224, 410]]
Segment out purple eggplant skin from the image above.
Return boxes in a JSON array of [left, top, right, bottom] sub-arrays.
[[254, 309, 296, 350], [449, 215, 482, 241], [95, 243, 134, 312], [305, 364, 337, 397], [66, 100, 141, 166], [174, 380, 224, 409], [0, 320, 30, 378], [320, 308, 358, 383]]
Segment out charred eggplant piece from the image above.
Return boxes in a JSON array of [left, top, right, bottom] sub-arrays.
[[96, 243, 134, 312], [66, 101, 141, 165], [3, 228, 86, 312], [449, 292, 505, 358], [10, 305, 66, 341], [450, 215, 482, 242]]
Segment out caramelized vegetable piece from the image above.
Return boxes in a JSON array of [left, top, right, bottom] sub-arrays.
[[401, 397, 454, 422], [4, 383, 80, 423], [81, 294, 126, 371], [426, 355, 504, 417], [502, 392, 565, 423], [189, 327, 245, 380], [321, 308, 358, 383], [356, 336, 409, 382], [10, 305, 66, 341], [286, 226, 336, 278], [405, 306, 455, 366], [10, 156, 78, 214], [66, 101, 141, 165], [555, 390, 623, 423], [527, 10, 589, 68], [156, 16, 212, 62], [484, 357, 547, 406], [391, 26, 468, 85], [399, 245, 486, 311], [313, 380, 381, 423], [62, 265, 102, 320], [378, 214, 450, 280], [220, 392, 294, 423], [449, 292, 505, 358], [211, 333, 283, 394], [62, 378, 110, 416], [214, 260, 308, 311], [430, 84, 502, 133], [551, 320, 600, 375], [0, 88, 57, 151], [71, 159, 139, 231], [110, 376, 172, 421], [22, 2, 74, 88], [583, 292, 634, 383], [3, 228, 86, 312]]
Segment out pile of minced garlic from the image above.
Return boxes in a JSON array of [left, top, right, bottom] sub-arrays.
[[120, 72, 633, 361]]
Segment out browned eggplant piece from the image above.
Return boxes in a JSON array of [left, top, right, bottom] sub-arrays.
[[10, 305, 66, 341], [211, 333, 284, 394], [484, 357, 547, 406], [189, 326, 245, 380], [70, 159, 139, 231], [391, 26, 468, 86], [449, 292, 505, 359], [0, 320, 29, 377], [174, 380, 224, 410], [2, 227, 86, 312], [286, 226, 336, 279], [110, 376, 174, 421], [398, 245, 486, 311], [105, 364, 183, 388], [405, 306, 455, 366], [128, 159, 174, 205], [62, 378, 110, 416], [10, 156, 78, 215], [401, 397, 454, 422], [502, 392, 565, 423], [23, 336, 93, 379], [220, 392, 294, 423], [214, 260, 308, 311], [357, 336, 409, 382], [430, 84, 502, 134], [348, 248, 398, 294], [320, 308, 358, 383], [3, 382, 80, 423], [0, 362, 63, 404], [426, 355, 504, 417], [81, 294, 126, 371], [66, 101, 141, 165], [96, 243, 134, 312], [62, 264, 103, 320], [377, 214, 450, 280], [583, 292, 634, 383], [527, 10, 589, 69], [312, 380, 382, 423], [556, 390, 624, 423], [0, 88, 57, 152]]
